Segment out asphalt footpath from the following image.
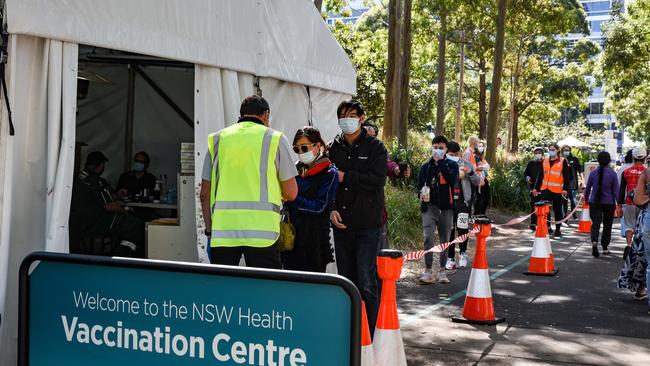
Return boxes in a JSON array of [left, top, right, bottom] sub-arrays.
[[396, 209, 650, 365]]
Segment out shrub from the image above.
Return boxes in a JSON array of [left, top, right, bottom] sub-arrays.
[[488, 152, 532, 214], [385, 183, 422, 251]]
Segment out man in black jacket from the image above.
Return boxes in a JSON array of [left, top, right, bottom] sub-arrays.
[[329, 100, 387, 336], [561, 145, 583, 220], [524, 147, 545, 231], [416, 135, 458, 284]]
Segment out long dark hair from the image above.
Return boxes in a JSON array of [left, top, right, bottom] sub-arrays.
[[293, 126, 328, 154], [595, 151, 611, 202]]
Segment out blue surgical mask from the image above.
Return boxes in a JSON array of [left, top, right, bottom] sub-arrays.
[[562, 150, 570, 157], [338, 118, 360, 135], [447, 155, 460, 163], [432, 148, 445, 158], [133, 162, 145, 172], [549, 150, 557, 158], [477, 146, 485, 153]]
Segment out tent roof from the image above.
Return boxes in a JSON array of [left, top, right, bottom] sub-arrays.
[[557, 136, 590, 148], [6, 0, 356, 95]]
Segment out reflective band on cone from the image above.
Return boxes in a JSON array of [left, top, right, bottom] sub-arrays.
[[374, 250, 407, 366], [452, 217, 505, 325], [525, 201, 558, 276], [360, 301, 374, 366], [577, 201, 591, 233]]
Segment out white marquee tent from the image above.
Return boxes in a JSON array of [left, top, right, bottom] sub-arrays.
[[0, 1, 356, 363]]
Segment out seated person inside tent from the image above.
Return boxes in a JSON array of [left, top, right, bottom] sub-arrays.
[[116, 151, 157, 198], [116, 151, 157, 221], [69, 151, 145, 257]]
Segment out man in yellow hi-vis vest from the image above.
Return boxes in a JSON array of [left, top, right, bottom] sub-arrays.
[[199, 95, 298, 268]]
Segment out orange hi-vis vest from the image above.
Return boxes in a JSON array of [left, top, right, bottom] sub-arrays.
[[541, 157, 564, 193]]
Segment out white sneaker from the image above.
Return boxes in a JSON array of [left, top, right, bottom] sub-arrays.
[[458, 253, 468, 268], [419, 269, 435, 284], [445, 258, 457, 270], [437, 270, 450, 284]]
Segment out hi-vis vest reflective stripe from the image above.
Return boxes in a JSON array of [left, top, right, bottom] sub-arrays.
[[541, 157, 565, 193], [208, 122, 283, 248]]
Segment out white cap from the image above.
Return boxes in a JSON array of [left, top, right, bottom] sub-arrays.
[[632, 146, 648, 160]]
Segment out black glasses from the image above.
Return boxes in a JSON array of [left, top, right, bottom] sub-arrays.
[[293, 143, 316, 154]]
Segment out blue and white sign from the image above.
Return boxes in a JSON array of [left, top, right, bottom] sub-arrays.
[[19, 253, 361, 366]]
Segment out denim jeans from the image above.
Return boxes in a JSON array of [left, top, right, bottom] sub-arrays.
[[334, 226, 381, 335]]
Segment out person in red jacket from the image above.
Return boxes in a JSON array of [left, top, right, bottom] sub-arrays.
[[619, 147, 648, 247]]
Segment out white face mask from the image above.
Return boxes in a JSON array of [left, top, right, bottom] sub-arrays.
[[298, 151, 317, 164], [477, 146, 485, 153], [447, 155, 460, 163], [338, 118, 360, 135], [432, 147, 445, 158], [534, 153, 543, 161]]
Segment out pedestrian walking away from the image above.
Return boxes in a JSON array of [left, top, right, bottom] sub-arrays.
[[584, 151, 619, 257], [618, 146, 648, 249], [328, 100, 388, 336], [632, 166, 650, 313], [417, 135, 458, 284]]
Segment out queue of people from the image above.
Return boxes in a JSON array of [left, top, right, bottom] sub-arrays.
[[197, 96, 497, 335]]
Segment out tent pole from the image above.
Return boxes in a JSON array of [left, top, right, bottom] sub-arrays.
[[125, 64, 135, 171]]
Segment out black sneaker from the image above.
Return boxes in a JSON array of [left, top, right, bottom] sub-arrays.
[[529, 224, 537, 232], [592, 245, 600, 258], [634, 291, 648, 301], [554, 230, 562, 238]]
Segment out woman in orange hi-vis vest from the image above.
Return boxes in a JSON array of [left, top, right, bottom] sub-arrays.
[[540, 143, 571, 238]]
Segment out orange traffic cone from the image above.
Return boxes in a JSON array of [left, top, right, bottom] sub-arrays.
[[576, 201, 592, 233], [374, 249, 407, 366], [452, 216, 505, 325], [524, 201, 558, 276], [360, 300, 375, 366]]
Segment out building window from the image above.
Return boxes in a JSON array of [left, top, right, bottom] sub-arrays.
[[590, 20, 605, 33], [589, 102, 604, 115], [582, 1, 612, 16]]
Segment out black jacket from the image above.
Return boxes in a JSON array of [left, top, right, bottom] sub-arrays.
[[328, 129, 388, 230], [565, 154, 583, 190], [524, 160, 544, 191], [417, 157, 459, 211]]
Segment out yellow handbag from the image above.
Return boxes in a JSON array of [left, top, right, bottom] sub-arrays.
[[278, 211, 295, 252]]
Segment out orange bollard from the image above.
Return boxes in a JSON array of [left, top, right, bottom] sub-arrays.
[[576, 201, 592, 233], [360, 300, 375, 366], [452, 215, 505, 325], [525, 201, 559, 276], [373, 249, 407, 366]]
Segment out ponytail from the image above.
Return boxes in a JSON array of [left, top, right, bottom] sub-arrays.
[[595, 151, 611, 202]]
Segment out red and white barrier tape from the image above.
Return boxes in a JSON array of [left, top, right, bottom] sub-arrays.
[[550, 195, 584, 225], [404, 211, 534, 262]]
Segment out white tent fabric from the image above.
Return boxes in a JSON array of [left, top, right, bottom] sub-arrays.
[[6, 0, 356, 95], [0, 34, 78, 365], [1, 2, 356, 362], [557, 136, 590, 148]]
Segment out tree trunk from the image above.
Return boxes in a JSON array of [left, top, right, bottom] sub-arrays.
[[507, 38, 523, 153], [455, 31, 465, 142], [383, 0, 399, 141], [435, 6, 447, 136], [485, 0, 507, 165], [478, 57, 487, 139], [390, 0, 404, 141], [397, 0, 413, 148], [314, 0, 323, 12], [511, 103, 519, 152]]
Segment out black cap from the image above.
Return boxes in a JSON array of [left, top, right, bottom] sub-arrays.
[[86, 151, 109, 166]]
